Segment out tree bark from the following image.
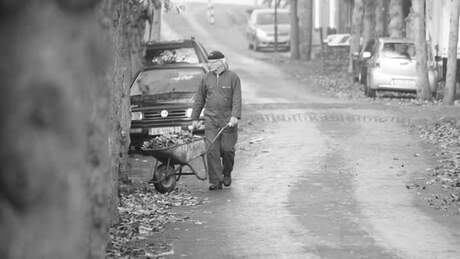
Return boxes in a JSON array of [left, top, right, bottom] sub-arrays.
[[444, 0, 460, 105], [103, 0, 146, 188], [0, 0, 112, 258], [290, 0, 300, 59], [413, 0, 431, 100], [388, 0, 404, 37], [362, 0, 375, 46], [375, 0, 389, 37], [0, 0, 148, 258], [298, 0, 313, 60], [349, 0, 364, 73], [151, 0, 162, 41]]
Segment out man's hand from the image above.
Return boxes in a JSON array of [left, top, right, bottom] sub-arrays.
[[228, 117, 238, 127]]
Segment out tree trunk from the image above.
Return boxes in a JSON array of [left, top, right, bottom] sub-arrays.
[[103, 1, 146, 188], [362, 0, 375, 46], [388, 0, 404, 37], [0, 0, 112, 258], [298, 0, 313, 60], [0, 0, 148, 258], [444, 0, 460, 105], [375, 0, 389, 37], [413, 0, 431, 100], [151, 0, 162, 41], [349, 0, 364, 73], [290, 0, 300, 59]]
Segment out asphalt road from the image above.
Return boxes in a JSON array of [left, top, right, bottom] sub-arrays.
[[133, 3, 460, 258]]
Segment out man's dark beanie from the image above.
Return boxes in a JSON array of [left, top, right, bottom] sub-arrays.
[[208, 50, 225, 60]]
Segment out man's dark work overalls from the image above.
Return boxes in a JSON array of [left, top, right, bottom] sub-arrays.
[[191, 69, 242, 185]]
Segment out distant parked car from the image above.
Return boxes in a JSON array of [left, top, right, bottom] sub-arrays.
[[353, 37, 436, 97], [144, 38, 208, 66], [324, 33, 351, 47], [129, 64, 207, 150], [246, 8, 290, 51]]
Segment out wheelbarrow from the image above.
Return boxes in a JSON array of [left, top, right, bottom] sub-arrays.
[[141, 126, 228, 193]]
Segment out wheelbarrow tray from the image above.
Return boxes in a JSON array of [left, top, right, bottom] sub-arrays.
[[142, 137, 207, 165]]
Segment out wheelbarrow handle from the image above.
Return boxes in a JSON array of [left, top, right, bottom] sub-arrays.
[[210, 125, 229, 144]]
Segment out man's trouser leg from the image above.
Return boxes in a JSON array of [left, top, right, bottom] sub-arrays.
[[205, 124, 223, 185], [221, 127, 238, 177]]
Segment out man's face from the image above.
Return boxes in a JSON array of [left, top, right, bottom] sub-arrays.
[[209, 58, 226, 72]]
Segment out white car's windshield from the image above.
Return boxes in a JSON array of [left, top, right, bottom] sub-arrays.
[[130, 68, 203, 97], [256, 12, 289, 25], [382, 42, 415, 59]]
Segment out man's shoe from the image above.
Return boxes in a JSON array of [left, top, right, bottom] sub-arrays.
[[209, 182, 223, 190], [223, 175, 232, 187]]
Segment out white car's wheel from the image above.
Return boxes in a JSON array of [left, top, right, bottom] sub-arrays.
[[366, 74, 376, 98], [253, 39, 260, 52]]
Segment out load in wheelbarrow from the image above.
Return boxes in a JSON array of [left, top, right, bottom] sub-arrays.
[[141, 127, 227, 193]]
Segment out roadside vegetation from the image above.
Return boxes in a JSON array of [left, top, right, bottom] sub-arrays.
[[107, 183, 202, 258], [412, 119, 460, 215]]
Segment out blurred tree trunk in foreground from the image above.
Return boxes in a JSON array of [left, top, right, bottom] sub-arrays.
[[290, 0, 300, 59], [388, 0, 404, 37], [0, 0, 111, 258], [444, 0, 460, 105], [413, 0, 431, 100], [298, 0, 313, 60], [0, 0, 148, 258], [349, 0, 364, 73]]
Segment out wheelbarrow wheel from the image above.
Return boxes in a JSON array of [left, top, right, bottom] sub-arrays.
[[153, 164, 176, 193]]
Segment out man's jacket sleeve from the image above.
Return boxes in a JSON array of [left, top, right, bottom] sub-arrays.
[[191, 76, 206, 120], [231, 75, 242, 119]]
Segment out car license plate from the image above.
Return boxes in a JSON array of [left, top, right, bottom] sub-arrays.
[[149, 126, 181, 136], [392, 79, 415, 88]]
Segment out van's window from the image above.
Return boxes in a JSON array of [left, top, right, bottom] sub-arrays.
[[145, 47, 199, 65], [130, 68, 203, 96]]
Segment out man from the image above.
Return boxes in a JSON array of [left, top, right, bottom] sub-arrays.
[[191, 50, 242, 190]]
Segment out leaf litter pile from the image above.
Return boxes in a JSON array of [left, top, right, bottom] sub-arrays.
[[106, 184, 203, 258], [413, 117, 460, 214], [281, 49, 366, 100], [142, 131, 200, 150]]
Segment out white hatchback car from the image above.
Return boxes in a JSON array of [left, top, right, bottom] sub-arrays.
[[246, 8, 290, 51], [363, 38, 436, 97]]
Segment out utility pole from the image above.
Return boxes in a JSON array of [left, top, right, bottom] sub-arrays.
[[207, 0, 215, 25], [444, 0, 460, 105], [289, 0, 300, 59], [274, 0, 278, 52]]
